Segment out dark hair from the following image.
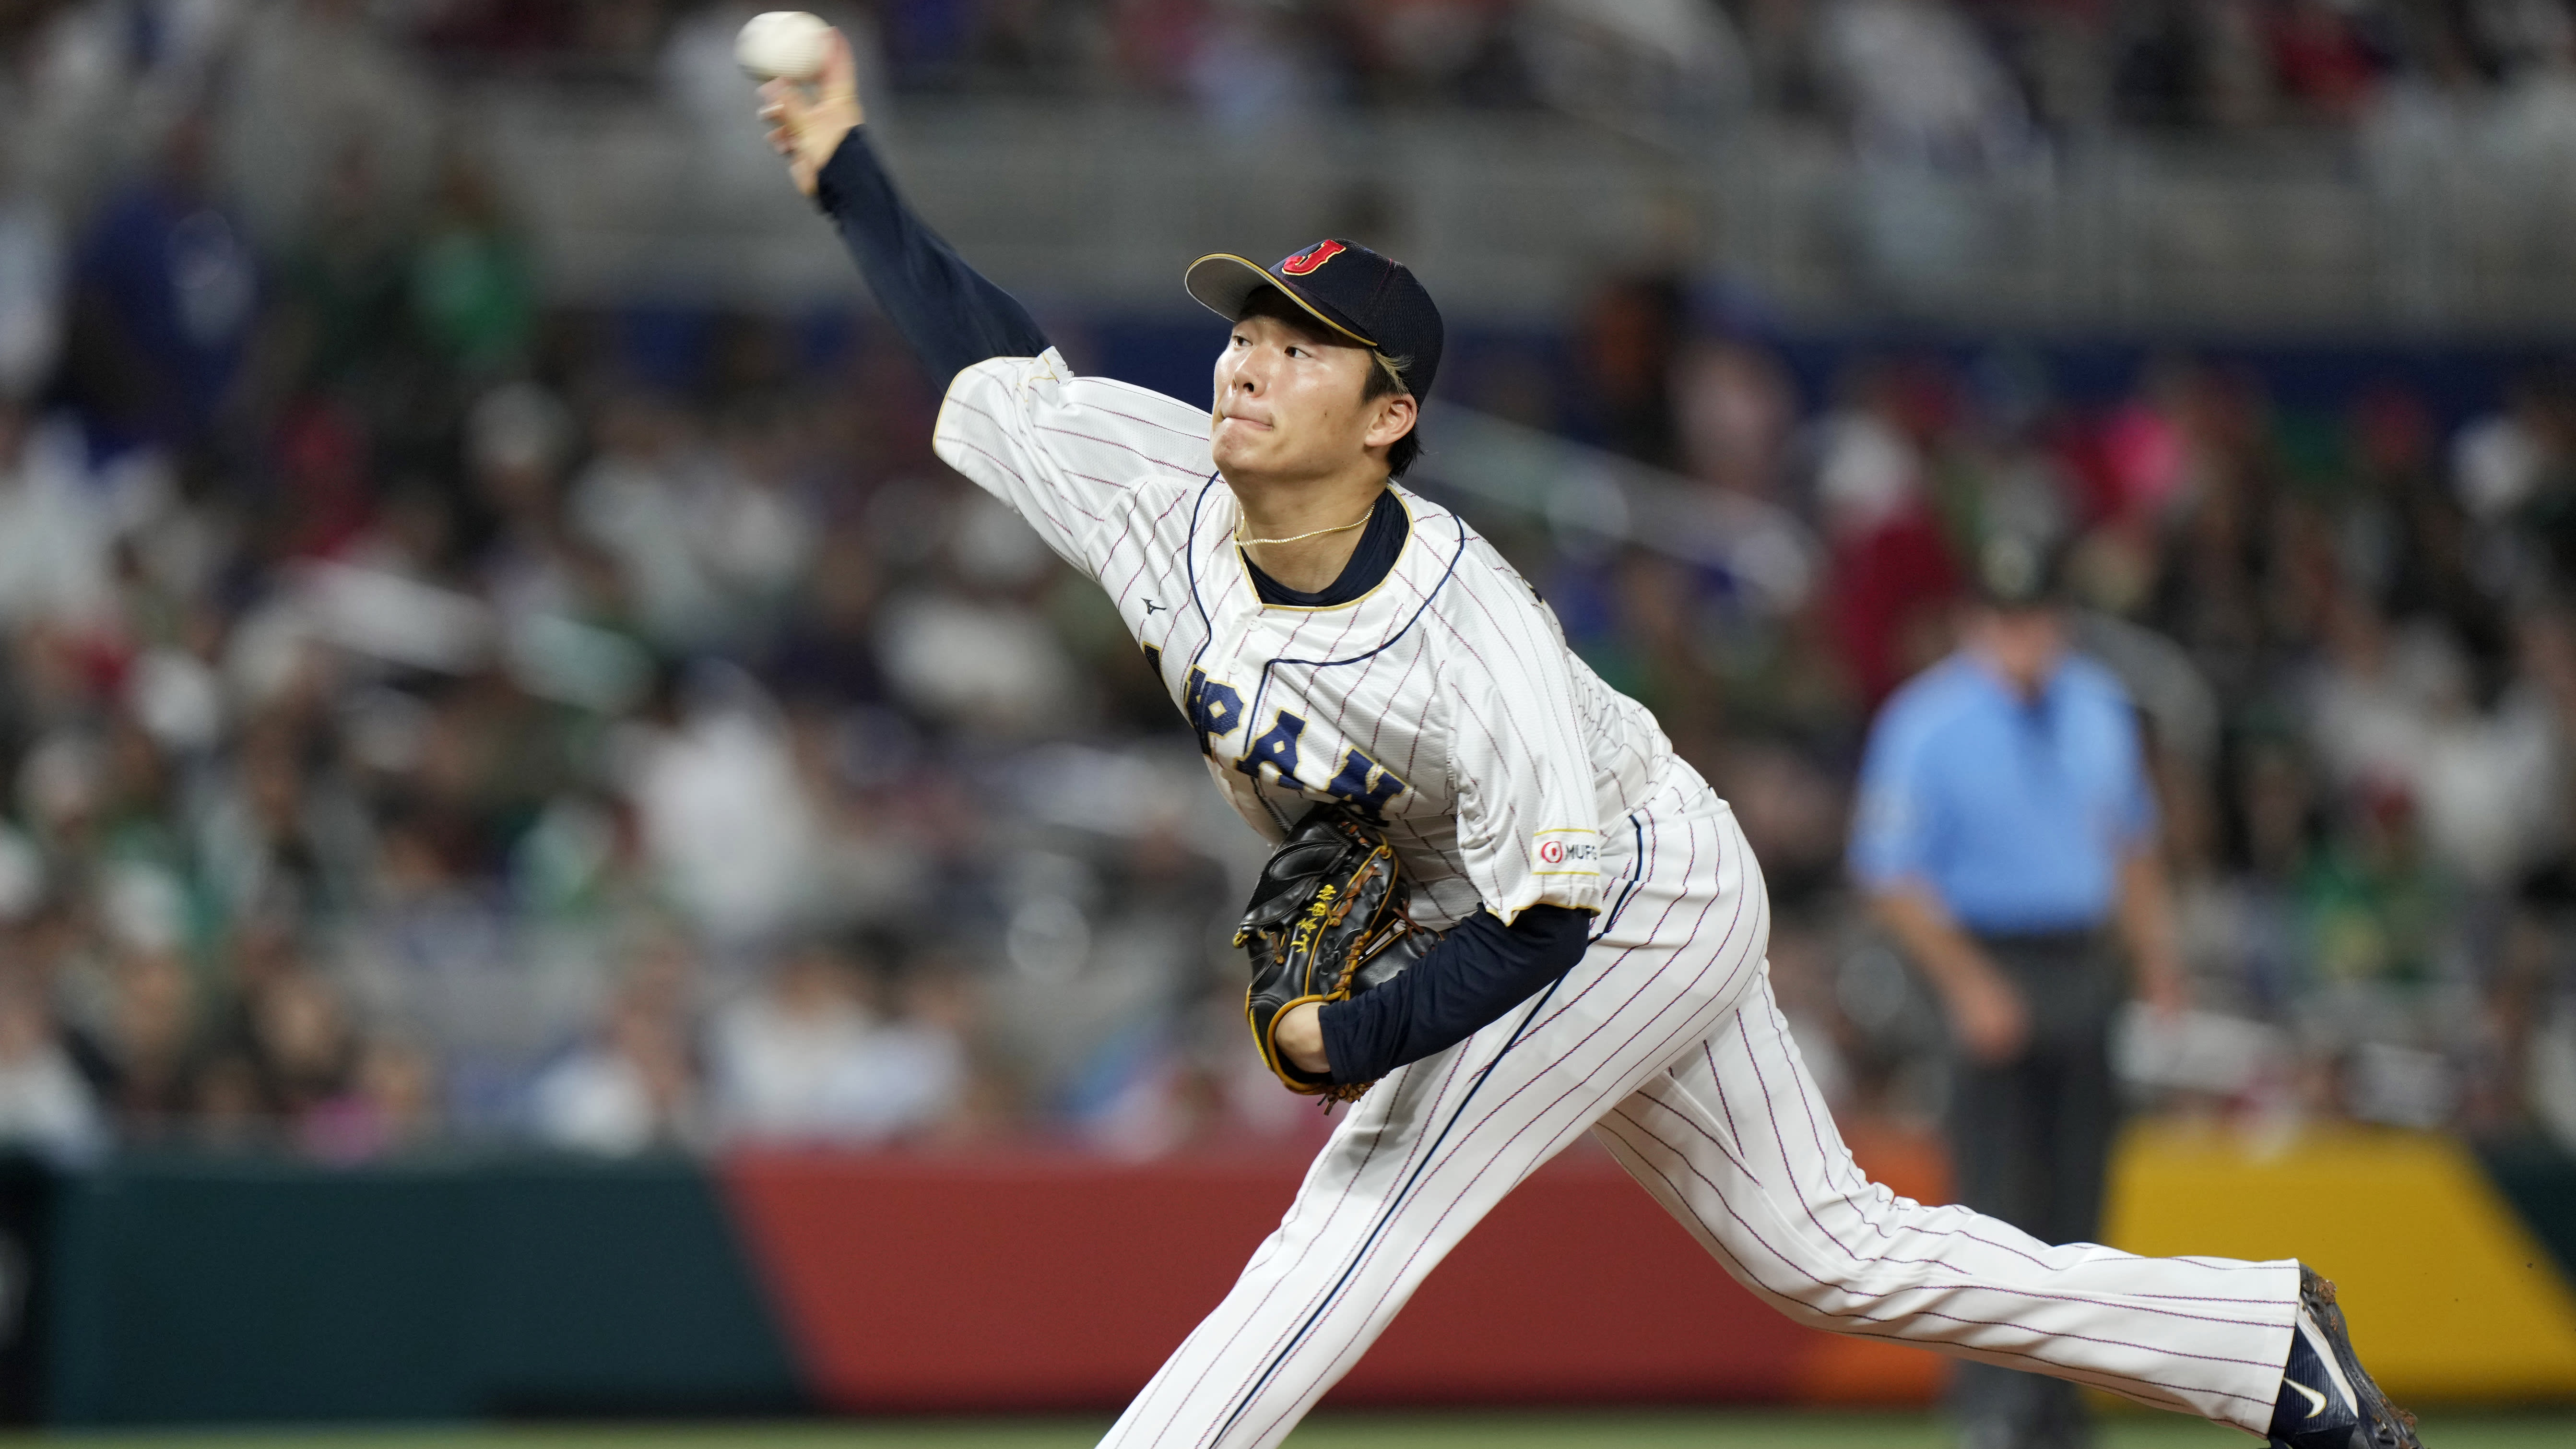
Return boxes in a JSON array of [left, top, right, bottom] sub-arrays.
[[1361, 353, 1422, 479]]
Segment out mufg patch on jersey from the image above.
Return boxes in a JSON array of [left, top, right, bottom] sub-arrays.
[[1529, 829, 1599, 878]]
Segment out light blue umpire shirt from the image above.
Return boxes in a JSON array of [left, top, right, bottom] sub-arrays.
[[1848, 650, 2157, 936]]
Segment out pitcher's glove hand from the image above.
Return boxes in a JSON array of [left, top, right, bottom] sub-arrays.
[[1237, 808, 1430, 1102]]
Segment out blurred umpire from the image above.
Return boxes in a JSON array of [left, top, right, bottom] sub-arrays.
[[1848, 535, 2188, 1449]]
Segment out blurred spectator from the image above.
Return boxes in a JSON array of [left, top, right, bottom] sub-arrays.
[[1818, 0, 2034, 166], [868, 967, 976, 1137], [0, 192, 61, 401], [219, 0, 438, 245], [411, 149, 535, 380], [1577, 274, 1687, 468], [1183, 0, 1335, 131], [1353, 0, 1522, 105], [0, 964, 104, 1161], [246, 965, 360, 1121], [96, 950, 199, 1139], [2304, 586, 2563, 892], [303, 1038, 441, 1162], [763, 521, 888, 709], [530, 945, 703, 1154], [1513, 0, 1750, 133], [59, 115, 255, 455], [709, 938, 882, 1141], [2268, 0, 2384, 123], [709, 938, 968, 1144], [625, 668, 824, 943], [572, 392, 727, 648], [1674, 337, 1796, 495], [2299, 779, 2444, 992], [874, 490, 1086, 737], [0, 399, 129, 630], [274, 143, 416, 418], [1808, 361, 1964, 702]]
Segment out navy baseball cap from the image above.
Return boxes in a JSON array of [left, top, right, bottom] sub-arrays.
[[1185, 240, 1444, 402]]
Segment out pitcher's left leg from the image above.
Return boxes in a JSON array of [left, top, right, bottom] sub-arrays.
[[1098, 796, 1767, 1449]]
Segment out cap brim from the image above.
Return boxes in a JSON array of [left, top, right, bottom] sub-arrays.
[[1184, 254, 1379, 349]]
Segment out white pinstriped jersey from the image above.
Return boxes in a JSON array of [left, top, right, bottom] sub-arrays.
[[935, 356, 2304, 1449], [934, 349, 1690, 928]]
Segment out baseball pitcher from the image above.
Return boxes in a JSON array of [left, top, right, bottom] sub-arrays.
[[756, 29, 2418, 1449]]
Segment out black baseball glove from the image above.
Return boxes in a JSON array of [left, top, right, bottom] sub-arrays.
[[1236, 807, 1430, 1102]]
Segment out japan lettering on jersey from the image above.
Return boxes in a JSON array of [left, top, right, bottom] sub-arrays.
[[931, 349, 1678, 928]]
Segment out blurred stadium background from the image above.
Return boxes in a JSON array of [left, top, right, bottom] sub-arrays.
[[1, 0, 2576, 1441]]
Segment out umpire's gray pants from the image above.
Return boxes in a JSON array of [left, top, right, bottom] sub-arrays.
[[1949, 928, 2124, 1449]]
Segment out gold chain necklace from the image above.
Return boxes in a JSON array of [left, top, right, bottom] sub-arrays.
[[1235, 508, 1373, 549]]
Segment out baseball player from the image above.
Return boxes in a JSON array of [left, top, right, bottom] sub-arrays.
[[758, 32, 2419, 1449]]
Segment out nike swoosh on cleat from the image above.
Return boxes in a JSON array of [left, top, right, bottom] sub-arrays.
[[2287, 1379, 2329, 1420]]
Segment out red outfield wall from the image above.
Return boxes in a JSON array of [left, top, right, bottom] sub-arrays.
[[720, 1129, 1950, 1412]]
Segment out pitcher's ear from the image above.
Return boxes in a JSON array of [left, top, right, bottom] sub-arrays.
[[1368, 392, 1418, 449]]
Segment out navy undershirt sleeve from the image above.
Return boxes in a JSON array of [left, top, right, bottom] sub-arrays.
[[1317, 904, 1593, 1084], [812, 127, 1051, 390]]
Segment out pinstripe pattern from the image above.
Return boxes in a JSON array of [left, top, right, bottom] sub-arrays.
[[930, 354, 2301, 1449], [1102, 774, 1763, 1449], [935, 352, 1671, 929], [1594, 991, 2296, 1434], [1098, 786, 2294, 1449]]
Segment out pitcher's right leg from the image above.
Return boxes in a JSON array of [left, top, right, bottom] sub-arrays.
[[1593, 972, 2298, 1435]]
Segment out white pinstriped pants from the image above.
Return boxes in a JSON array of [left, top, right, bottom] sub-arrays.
[[1101, 784, 2300, 1449]]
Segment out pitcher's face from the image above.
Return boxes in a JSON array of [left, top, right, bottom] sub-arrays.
[[1210, 301, 1410, 487]]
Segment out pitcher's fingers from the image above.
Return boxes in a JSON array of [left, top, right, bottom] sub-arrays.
[[766, 124, 796, 157], [757, 78, 800, 122], [819, 29, 857, 104]]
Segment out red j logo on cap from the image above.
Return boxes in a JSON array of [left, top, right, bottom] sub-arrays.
[[1279, 240, 1346, 276]]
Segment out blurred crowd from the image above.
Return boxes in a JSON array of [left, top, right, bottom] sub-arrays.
[[0, 0, 1281, 1163], [456, 0, 2576, 144], [0, 112, 1282, 1163], [20, 1, 2576, 155], [3, 0, 2576, 1166], [1533, 272, 2576, 1154]]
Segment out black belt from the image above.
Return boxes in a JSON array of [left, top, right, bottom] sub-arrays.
[[1965, 926, 2121, 1043], [1967, 926, 2105, 953]]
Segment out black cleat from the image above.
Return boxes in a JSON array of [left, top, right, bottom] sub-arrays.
[[2268, 1267, 2422, 1449]]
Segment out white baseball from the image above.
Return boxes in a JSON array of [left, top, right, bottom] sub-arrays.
[[736, 11, 831, 82]]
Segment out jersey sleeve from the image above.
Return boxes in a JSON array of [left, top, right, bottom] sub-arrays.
[[1439, 568, 1608, 924], [932, 350, 1213, 582]]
